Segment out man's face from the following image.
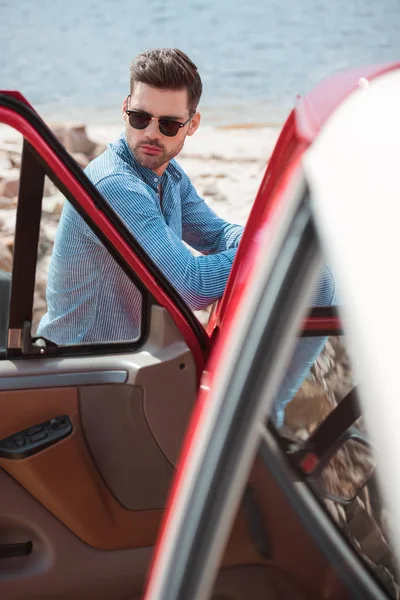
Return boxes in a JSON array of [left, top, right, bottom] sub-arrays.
[[124, 82, 200, 175]]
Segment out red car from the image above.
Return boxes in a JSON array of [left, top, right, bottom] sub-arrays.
[[0, 63, 399, 599]]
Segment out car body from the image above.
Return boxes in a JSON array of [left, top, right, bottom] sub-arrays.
[[0, 62, 399, 599]]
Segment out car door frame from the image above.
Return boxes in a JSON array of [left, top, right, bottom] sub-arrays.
[[0, 91, 209, 373]]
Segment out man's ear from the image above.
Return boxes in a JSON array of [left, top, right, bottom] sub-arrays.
[[187, 111, 201, 137], [122, 96, 129, 121]]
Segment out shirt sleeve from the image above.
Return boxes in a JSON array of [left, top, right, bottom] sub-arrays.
[[95, 173, 237, 311], [180, 172, 243, 254]]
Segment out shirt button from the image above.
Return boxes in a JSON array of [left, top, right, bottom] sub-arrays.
[[154, 178, 158, 184]]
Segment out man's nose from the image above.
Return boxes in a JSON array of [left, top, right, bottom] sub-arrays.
[[145, 118, 161, 138]]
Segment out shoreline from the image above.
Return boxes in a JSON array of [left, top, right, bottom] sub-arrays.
[[28, 97, 288, 131], [0, 120, 281, 227]]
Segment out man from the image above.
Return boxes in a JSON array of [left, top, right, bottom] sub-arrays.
[[38, 48, 243, 343], [38, 48, 335, 425]]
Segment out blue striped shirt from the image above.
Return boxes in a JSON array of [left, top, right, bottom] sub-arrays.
[[37, 133, 243, 344]]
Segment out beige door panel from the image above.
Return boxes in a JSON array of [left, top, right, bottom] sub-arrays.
[[0, 306, 196, 550], [0, 305, 269, 599], [0, 469, 153, 600]]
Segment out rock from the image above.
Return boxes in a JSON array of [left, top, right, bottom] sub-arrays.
[[49, 123, 66, 144], [0, 140, 22, 155], [49, 123, 97, 158], [8, 151, 21, 168], [42, 192, 65, 216], [0, 151, 11, 172], [0, 210, 16, 237], [39, 220, 59, 249], [93, 143, 107, 158], [0, 172, 55, 199], [43, 176, 57, 197], [2, 235, 14, 254], [0, 197, 17, 209], [71, 152, 90, 169], [63, 124, 96, 156], [52, 201, 64, 216], [0, 238, 12, 271], [0, 169, 20, 198]]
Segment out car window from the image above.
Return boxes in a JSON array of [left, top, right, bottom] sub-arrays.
[[271, 334, 400, 598], [0, 123, 145, 354]]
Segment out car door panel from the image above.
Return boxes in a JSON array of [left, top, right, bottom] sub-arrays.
[[1, 401, 163, 550], [0, 306, 197, 552], [80, 384, 175, 511], [1, 463, 269, 600], [0, 469, 153, 600]]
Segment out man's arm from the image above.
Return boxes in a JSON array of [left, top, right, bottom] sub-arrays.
[[96, 174, 237, 311], [180, 172, 243, 254]]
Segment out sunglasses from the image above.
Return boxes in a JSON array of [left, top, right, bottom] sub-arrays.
[[125, 103, 195, 137]]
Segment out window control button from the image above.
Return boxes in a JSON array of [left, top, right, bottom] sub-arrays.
[[26, 425, 44, 436], [29, 432, 48, 443], [15, 436, 25, 447], [0, 416, 72, 459]]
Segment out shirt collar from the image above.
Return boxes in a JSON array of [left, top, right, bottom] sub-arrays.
[[111, 133, 182, 189]]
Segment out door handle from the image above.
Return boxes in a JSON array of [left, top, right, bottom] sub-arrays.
[[0, 541, 32, 559]]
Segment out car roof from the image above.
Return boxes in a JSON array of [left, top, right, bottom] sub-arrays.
[[295, 62, 400, 143]]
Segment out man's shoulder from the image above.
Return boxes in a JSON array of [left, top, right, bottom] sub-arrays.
[[85, 146, 145, 192], [85, 147, 127, 181]]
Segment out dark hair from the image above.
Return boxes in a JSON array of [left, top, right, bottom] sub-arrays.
[[130, 48, 202, 114]]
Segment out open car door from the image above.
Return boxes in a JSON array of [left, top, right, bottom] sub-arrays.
[[145, 63, 400, 600], [2, 90, 329, 600], [0, 92, 210, 600]]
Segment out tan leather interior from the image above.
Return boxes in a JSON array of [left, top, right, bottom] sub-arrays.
[[0, 470, 153, 600], [0, 385, 267, 566], [245, 456, 350, 599], [212, 565, 308, 600], [0, 387, 348, 600], [0, 387, 162, 550], [0, 386, 77, 441]]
